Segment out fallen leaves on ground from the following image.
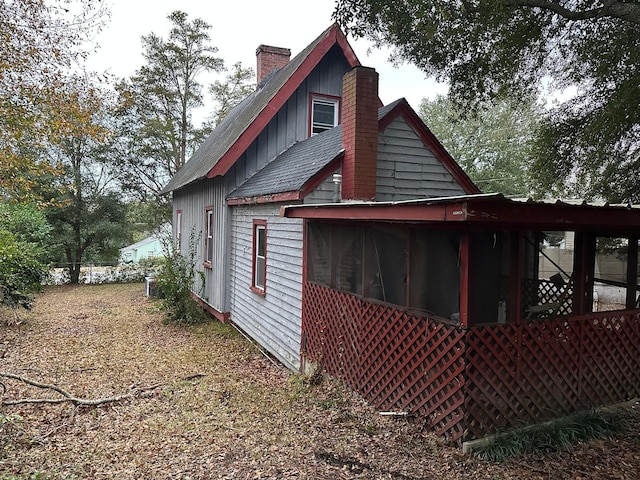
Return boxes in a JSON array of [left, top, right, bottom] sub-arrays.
[[1, 283, 639, 479]]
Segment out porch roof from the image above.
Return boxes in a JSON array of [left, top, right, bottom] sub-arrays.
[[281, 193, 640, 234]]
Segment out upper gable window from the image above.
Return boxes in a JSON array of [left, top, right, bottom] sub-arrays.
[[310, 94, 340, 136]]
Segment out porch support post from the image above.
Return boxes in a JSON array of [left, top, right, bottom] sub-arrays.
[[508, 232, 523, 325], [459, 230, 471, 328], [626, 236, 639, 309], [584, 234, 596, 313], [573, 232, 594, 315]]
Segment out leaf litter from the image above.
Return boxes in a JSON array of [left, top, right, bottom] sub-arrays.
[[1, 283, 639, 479]]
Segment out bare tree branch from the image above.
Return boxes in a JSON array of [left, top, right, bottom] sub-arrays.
[[0, 372, 205, 407], [507, 0, 640, 23], [0, 372, 134, 406]]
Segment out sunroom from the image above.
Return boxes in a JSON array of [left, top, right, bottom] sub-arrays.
[[283, 193, 640, 444]]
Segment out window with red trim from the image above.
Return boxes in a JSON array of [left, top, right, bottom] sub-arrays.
[[309, 94, 340, 136], [176, 210, 182, 251], [204, 207, 214, 268], [251, 220, 267, 294]]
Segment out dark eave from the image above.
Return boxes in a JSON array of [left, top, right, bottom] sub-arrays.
[[281, 194, 640, 234]]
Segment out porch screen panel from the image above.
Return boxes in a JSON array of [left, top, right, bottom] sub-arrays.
[[364, 226, 407, 306], [334, 225, 362, 295], [409, 230, 461, 320], [307, 222, 331, 287], [593, 236, 629, 312]]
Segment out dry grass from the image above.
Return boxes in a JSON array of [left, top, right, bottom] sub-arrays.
[[1, 283, 640, 479]]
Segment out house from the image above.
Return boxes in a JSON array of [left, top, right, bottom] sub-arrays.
[[162, 24, 640, 446], [161, 24, 478, 372], [119, 235, 163, 264]]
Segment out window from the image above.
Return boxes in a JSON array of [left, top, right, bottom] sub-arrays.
[[310, 94, 339, 135], [176, 210, 182, 251], [252, 220, 267, 294], [204, 207, 213, 268]]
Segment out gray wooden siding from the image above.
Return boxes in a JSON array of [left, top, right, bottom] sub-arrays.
[[229, 203, 304, 371], [172, 176, 230, 313], [377, 118, 467, 200], [304, 167, 341, 204], [226, 51, 351, 192]]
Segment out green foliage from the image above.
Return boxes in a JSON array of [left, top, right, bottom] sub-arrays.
[[156, 232, 207, 325], [419, 95, 541, 196], [112, 10, 224, 201], [473, 410, 627, 462], [0, 202, 51, 261], [0, 230, 49, 310], [126, 201, 172, 243], [207, 62, 255, 127], [335, 0, 640, 201]]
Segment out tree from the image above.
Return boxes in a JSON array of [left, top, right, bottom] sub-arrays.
[[0, 0, 108, 203], [112, 11, 224, 205], [207, 62, 255, 127], [42, 79, 128, 284], [419, 95, 541, 196], [334, 0, 640, 201]]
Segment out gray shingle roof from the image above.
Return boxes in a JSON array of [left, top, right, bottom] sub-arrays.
[[161, 25, 339, 195], [227, 101, 412, 200], [227, 126, 344, 200]]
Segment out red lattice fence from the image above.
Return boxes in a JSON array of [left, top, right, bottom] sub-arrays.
[[465, 311, 640, 438], [302, 282, 640, 443], [302, 283, 466, 443]]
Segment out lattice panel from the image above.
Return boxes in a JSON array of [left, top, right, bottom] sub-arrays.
[[302, 283, 468, 444], [302, 283, 362, 390], [579, 312, 640, 406], [465, 311, 640, 439]]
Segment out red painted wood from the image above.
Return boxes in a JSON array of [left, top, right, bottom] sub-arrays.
[[627, 237, 638, 309]]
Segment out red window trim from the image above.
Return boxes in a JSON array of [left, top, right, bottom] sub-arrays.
[[176, 209, 182, 251], [204, 206, 214, 269], [308, 92, 341, 137], [251, 219, 267, 295]]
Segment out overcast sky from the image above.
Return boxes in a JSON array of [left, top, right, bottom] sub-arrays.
[[87, 0, 448, 120]]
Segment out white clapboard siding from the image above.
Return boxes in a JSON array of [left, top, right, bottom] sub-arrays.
[[229, 203, 304, 371], [377, 118, 466, 200], [172, 177, 230, 313]]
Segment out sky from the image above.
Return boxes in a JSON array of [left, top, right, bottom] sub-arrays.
[[86, 0, 448, 120]]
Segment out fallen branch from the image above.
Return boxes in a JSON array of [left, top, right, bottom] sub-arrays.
[[0, 372, 133, 407], [0, 372, 205, 407]]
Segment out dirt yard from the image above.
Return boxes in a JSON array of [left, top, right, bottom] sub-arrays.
[[1, 283, 639, 479]]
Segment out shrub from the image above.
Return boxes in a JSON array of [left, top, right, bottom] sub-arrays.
[[0, 230, 50, 310], [156, 231, 207, 325]]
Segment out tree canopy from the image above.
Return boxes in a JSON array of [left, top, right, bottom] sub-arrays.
[[113, 10, 224, 204], [419, 95, 541, 196], [334, 0, 640, 202], [0, 0, 107, 203]]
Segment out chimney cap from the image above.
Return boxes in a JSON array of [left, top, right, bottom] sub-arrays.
[[256, 45, 291, 56]]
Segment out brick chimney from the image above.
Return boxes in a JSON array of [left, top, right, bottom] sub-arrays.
[[341, 66, 379, 201], [256, 45, 291, 85]]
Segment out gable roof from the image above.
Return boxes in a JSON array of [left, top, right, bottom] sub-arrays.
[[227, 126, 344, 204], [161, 24, 360, 195], [227, 98, 479, 204]]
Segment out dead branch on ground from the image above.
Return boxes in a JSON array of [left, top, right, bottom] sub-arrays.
[[1, 372, 145, 406], [0, 372, 206, 407]]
